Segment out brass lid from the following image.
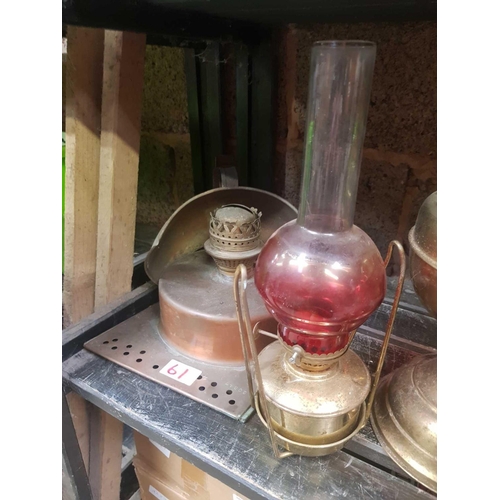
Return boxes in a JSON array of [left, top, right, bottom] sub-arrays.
[[371, 354, 437, 492], [259, 341, 370, 417], [409, 191, 437, 268]]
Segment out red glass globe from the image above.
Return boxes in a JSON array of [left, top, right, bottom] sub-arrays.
[[254, 220, 386, 355]]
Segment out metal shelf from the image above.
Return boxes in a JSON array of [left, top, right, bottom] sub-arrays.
[[62, 280, 436, 500], [63, 349, 433, 500], [63, 0, 437, 42]]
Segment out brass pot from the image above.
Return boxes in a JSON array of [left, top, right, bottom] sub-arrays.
[[408, 192, 437, 317], [371, 354, 437, 491], [371, 191, 437, 492], [257, 340, 371, 455]]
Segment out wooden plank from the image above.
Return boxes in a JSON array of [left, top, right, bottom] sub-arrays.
[[66, 392, 91, 473], [94, 30, 146, 308], [63, 28, 104, 499], [63, 26, 104, 327], [63, 392, 93, 500], [89, 404, 124, 500], [91, 31, 146, 500]]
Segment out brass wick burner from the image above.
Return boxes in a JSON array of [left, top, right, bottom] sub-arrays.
[[234, 241, 406, 458], [204, 204, 263, 276]]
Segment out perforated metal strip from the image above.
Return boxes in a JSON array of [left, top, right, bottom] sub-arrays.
[[84, 304, 253, 421]]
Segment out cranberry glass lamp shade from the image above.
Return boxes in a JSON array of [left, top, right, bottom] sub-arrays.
[[254, 41, 385, 356]]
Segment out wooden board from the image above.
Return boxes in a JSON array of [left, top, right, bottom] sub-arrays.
[[66, 392, 91, 473], [94, 30, 147, 308], [89, 404, 124, 500], [64, 28, 146, 500], [92, 30, 146, 500], [63, 26, 104, 326]]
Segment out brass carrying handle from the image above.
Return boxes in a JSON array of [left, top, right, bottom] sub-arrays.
[[233, 264, 291, 459], [364, 240, 407, 424]]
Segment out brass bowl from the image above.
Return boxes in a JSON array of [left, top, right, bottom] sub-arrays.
[[256, 396, 368, 457], [259, 341, 371, 451], [371, 192, 437, 491], [408, 192, 437, 317], [145, 187, 298, 284], [371, 354, 437, 492]]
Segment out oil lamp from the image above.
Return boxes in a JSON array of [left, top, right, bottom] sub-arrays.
[[370, 191, 437, 492], [84, 187, 297, 421], [158, 203, 272, 364], [234, 41, 406, 457], [145, 187, 297, 367]]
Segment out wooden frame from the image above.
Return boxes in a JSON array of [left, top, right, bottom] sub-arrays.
[[63, 26, 147, 500]]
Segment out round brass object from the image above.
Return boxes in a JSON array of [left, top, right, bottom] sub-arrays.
[[372, 191, 437, 491], [408, 192, 437, 318], [371, 354, 437, 492], [259, 341, 370, 446], [255, 396, 367, 457], [145, 187, 298, 284]]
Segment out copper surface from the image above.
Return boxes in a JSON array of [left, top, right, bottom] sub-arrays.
[[159, 251, 274, 364]]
